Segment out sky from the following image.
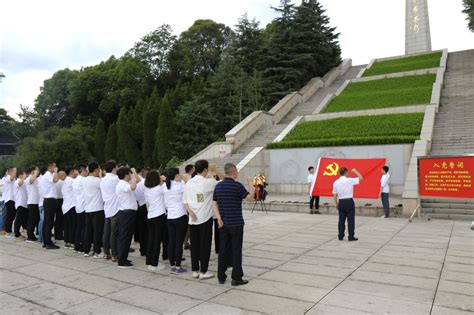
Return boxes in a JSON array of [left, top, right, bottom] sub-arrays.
[[0, 0, 472, 118]]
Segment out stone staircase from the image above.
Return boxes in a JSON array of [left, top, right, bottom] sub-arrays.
[[208, 65, 366, 171], [422, 50, 474, 221]]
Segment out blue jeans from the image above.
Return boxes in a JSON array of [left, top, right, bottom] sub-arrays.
[[38, 206, 45, 242], [0, 200, 6, 230]]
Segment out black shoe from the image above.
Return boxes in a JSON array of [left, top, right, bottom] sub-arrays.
[[348, 237, 358, 242], [314, 211, 321, 214], [129, 248, 135, 253], [218, 278, 226, 284], [181, 257, 186, 262], [118, 262, 134, 269], [310, 210, 314, 214], [231, 279, 248, 286], [45, 244, 60, 250], [126, 259, 132, 264], [162, 256, 168, 260], [184, 244, 190, 250], [338, 237, 343, 241]]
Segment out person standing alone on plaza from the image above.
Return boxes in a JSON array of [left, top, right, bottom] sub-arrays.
[[333, 167, 363, 241], [307, 166, 320, 214], [380, 166, 391, 218]]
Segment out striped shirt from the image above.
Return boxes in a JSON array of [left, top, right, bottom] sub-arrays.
[[213, 178, 249, 227]]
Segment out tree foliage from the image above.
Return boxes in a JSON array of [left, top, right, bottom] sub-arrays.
[[104, 122, 117, 161], [463, 0, 474, 31], [93, 118, 106, 163]]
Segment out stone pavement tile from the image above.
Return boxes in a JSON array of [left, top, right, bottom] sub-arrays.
[[12, 247, 65, 262], [306, 303, 371, 315], [9, 281, 98, 311], [438, 280, 474, 296], [251, 244, 308, 255], [382, 244, 446, 255], [304, 249, 368, 261], [13, 262, 81, 280], [182, 302, 262, 314], [448, 250, 474, 258], [337, 279, 434, 304], [431, 306, 474, 315], [319, 290, 431, 314], [388, 240, 447, 249], [294, 256, 362, 269], [446, 255, 474, 265], [264, 239, 317, 249], [0, 253, 36, 269], [442, 270, 474, 284], [316, 245, 376, 255], [350, 270, 438, 290], [241, 256, 283, 269], [106, 285, 200, 313], [277, 261, 352, 279], [0, 269, 43, 292], [434, 291, 474, 312], [449, 245, 474, 252], [360, 262, 440, 279], [443, 262, 474, 274], [48, 256, 111, 272], [243, 248, 296, 261], [141, 276, 228, 300], [236, 278, 328, 303], [370, 255, 443, 269], [375, 249, 445, 262], [88, 265, 158, 285], [54, 272, 134, 296], [206, 262, 270, 279], [0, 292, 56, 314], [209, 289, 313, 314], [258, 269, 341, 289], [60, 297, 156, 314]]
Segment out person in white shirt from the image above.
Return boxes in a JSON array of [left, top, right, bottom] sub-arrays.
[[2, 167, 16, 237], [134, 167, 150, 257], [42, 162, 59, 249], [25, 166, 40, 242], [182, 164, 195, 250], [100, 160, 120, 262], [333, 167, 363, 242], [13, 170, 28, 239], [83, 161, 104, 258], [73, 164, 88, 252], [37, 167, 47, 243], [62, 167, 77, 248], [380, 166, 391, 218], [307, 166, 320, 215], [183, 160, 224, 280], [143, 169, 167, 271], [115, 166, 140, 268], [54, 172, 66, 241]]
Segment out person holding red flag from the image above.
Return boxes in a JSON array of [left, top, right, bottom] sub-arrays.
[[333, 167, 363, 241]]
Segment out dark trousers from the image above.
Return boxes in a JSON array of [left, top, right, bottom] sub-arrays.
[[83, 210, 105, 254], [117, 210, 137, 265], [74, 212, 86, 251], [214, 219, 220, 254], [103, 214, 119, 257], [4, 200, 16, 233], [54, 199, 64, 240], [310, 196, 320, 210], [189, 218, 213, 273], [63, 208, 76, 244], [27, 204, 40, 240], [162, 217, 168, 260], [338, 198, 355, 239], [14, 206, 28, 237], [136, 204, 148, 255], [146, 214, 166, 266], [43, 198, 56, 245], [218, 225, 244, 281], [167, 215, 188, 267], [381, 193, 390, 217]]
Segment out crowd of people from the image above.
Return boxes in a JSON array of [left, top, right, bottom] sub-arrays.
[[0, 159, 254, 286]]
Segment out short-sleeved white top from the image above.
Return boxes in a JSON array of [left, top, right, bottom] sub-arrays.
[[332, 176, 360, 199]]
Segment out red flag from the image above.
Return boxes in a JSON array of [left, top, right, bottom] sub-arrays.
[[311, 157, 387, 199]]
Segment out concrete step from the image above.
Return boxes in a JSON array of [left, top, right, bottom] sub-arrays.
[[423, 213, 474, 221], [421, 202, 474, 210]]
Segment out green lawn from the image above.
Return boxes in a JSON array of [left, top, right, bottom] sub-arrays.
[[267, 113, 424, 149], [363, 51, 442, 77], [323, 74, 435, 113]]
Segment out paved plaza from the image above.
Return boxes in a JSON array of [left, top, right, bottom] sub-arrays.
[[0, 211, 473, 314]]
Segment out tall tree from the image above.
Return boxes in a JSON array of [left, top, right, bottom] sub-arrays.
[[463, 0, 474, 31], [105, 122, 117, 161], [154, 93, 174, 166], [0, 108, 15, 133], [142, 90, 161, 166], [132, 99, 145, 148], [233, 14, 264, 74], [93, 118, 106, 163], [115, 107, 128, 163]]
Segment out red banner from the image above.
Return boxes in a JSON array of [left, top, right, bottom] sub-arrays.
[[419, 156, 474, 199], [311, 157, 387, 199]]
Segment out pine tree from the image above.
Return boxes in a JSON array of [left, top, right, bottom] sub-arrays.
[[116, 107, 128, 163], [132, 99, 145, 147], [105, 122, 117, 161], [154, 93, 174, 166], [93, 118, 106, 163], [142, 89, 161, 166]]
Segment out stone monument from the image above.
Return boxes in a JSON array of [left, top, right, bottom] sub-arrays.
[[405, 0, 432, 55]]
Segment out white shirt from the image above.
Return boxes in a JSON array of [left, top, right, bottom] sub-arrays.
[[61, 177, 75, 214], [14, 179, 27, 209], [134, 177, 146, 206], [144, 185, 166, 219], [55, 180, 63, 199], [164, 181, 187, 219], [101, 173, 120, 218], [381, 173, 390, 194], [26, 176, 40, 205], [183, 175, 217, 225], [83, 176, 103, 212], [73, 176, 86, 213], [332, 176, 360, 199], [37, 175, 45, 207], [42, 171, 57, 199], [307, 173, 316, 185], [1, 175, 14, 202], [116, 180, 138, 211]]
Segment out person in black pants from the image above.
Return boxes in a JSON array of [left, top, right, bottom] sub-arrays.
[[54, 172, 66, 240], [213, 163, 254, 286], [74, 212, 85, 252], [2, 167, 17, 235], [42, 162, 59, 249], [307, 166, 321, 214], [134, 167, 150, 256], [167, 214, 188, 270]]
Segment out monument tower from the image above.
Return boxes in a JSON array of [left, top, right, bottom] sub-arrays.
[[405, 0, 432, 55]]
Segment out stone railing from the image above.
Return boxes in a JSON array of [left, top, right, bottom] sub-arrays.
[[298, 78, 324, 103], [180, 141, 233, 171], [306, 105, 427, 122], [269, 92, 301, 124], [352, 67, 438, 83], [225, 111, 273, 150], [272, 116, 303, 143], [322, 67, 340, 87], [339, 59, 352, 76]]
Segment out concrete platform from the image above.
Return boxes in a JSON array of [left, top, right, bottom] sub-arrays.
[[0, 211, 473, 314]]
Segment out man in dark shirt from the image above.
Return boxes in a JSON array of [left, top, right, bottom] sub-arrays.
[[213, 163, 254, 286]]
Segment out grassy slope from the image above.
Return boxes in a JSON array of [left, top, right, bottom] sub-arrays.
[[363, 51, 442, 77]]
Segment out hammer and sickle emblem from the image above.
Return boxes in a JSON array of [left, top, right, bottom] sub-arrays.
[[323, 162, 339, 176]]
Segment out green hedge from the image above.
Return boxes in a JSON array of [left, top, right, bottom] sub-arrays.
[[363, 51, 442, 77], [323, 74, 435, 113], [267, 113, 424, 149]]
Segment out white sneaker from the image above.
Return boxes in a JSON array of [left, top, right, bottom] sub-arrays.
[[5, 233, 15, 239], [381, 215, 387, 218], [199, 272, 214, 280], [83, 252, 91, 257], [150, 264, 166, 272], [93, 254, 103, 259], [192, 272, 200, 279]]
